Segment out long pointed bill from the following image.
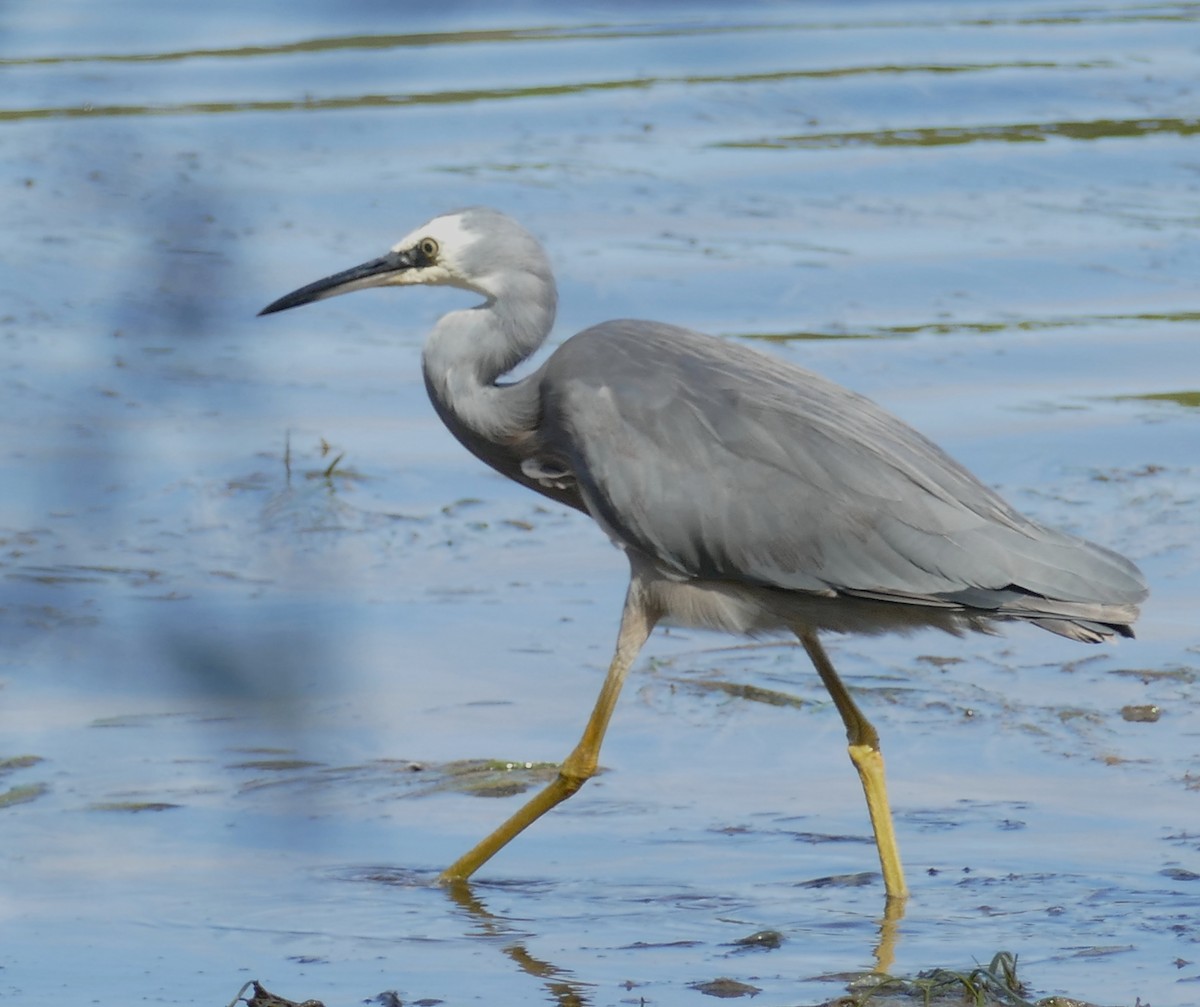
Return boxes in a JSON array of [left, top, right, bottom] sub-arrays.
[[258, 248, 416, 316]]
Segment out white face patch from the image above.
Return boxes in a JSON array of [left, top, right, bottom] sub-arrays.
[[387, 212, 479, 289]]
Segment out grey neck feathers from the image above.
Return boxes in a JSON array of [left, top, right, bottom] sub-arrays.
[[421, 269, 557, 443]]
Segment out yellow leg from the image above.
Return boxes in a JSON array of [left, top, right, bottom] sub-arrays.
[[440, 583, 659, 883], [797, 630, 909, 903]]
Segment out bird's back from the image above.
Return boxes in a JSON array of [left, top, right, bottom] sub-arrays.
[[534, 321, 1146, 642]]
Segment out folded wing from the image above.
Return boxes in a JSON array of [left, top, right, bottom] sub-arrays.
[[539, 321, 1146, 641]]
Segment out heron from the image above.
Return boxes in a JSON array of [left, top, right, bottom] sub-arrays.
[[260, 207, 1147, 901]]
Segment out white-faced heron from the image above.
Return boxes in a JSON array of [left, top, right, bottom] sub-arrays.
[[261, 207, 1147, 901]]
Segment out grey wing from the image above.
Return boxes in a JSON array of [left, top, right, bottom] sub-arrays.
[[538, 321, 1146, 638]]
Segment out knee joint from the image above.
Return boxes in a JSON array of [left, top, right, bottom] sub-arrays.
[[557, 757, 597, 795]]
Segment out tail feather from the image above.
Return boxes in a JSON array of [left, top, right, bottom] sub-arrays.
[[1028, 616, 1136, 644], [840, 583, 1143, 643], [992, 593, 1141, 642]]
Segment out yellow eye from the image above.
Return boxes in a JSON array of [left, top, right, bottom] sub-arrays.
[[418, 238, 439, 259]]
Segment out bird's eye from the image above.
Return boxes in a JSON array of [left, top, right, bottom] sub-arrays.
[[418, 238, 439, 259]]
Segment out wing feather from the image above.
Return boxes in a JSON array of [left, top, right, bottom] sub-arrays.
[[538, 321, 1146, 628]]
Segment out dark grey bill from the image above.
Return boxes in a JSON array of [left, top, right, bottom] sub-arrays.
[[258, 248, 416, 316]]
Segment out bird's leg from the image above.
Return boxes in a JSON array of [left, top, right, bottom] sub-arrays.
[[440, 583, 659, 884], [796, 629, 909, 903]]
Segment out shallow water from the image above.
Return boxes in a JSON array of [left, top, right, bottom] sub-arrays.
[[3, 2, 1199, 1005]]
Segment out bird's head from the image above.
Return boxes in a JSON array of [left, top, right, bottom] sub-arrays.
[[259, 207, 551, 316]]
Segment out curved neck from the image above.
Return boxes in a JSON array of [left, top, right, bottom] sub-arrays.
[[421, 272, 556, 443]]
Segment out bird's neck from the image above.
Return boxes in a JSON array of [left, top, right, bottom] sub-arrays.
[[421, 276, 556, 443]]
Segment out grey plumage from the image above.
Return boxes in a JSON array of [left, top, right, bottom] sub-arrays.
[[260, 205, 1147, 898], [538, 320, 1142, 643]]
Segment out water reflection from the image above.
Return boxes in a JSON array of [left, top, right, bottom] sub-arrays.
[[446, 880, 593, 1007], [443, 874, 904, 1002]]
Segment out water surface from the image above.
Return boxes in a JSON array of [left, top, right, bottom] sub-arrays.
[[3, 2, 1199, 1005]]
